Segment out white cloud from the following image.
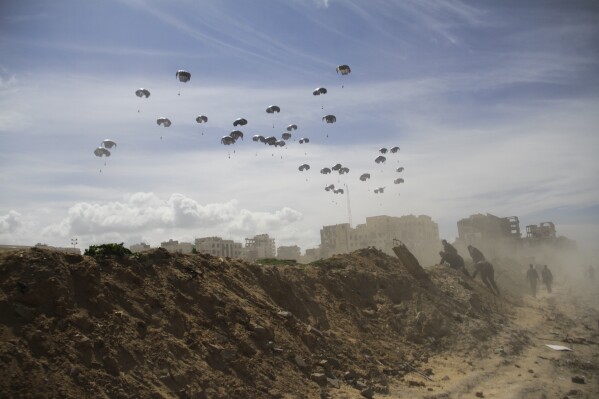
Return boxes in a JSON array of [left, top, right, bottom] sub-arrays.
[[0, 210, 23, 233]]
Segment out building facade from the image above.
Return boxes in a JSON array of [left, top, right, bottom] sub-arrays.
[[243, 234, 276, 261], [277, 245, 301, 261], [319, 214, 440, 266], [160, 239, 193, 254], [130, 243, 152, 253], [195, 236, 243, 258]]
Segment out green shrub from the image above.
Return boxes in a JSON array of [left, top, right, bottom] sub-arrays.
[[84, 243, 132, 258]]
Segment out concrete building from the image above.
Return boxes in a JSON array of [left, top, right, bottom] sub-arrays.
[[130, 243, 152, 253], [195, 236, 243, 258], [277, 245, 301, 261], [243, 234, 276, 261], [160, 239, 193, 254], [456, 213, 521, 259], [301, 247, 322, 264], [319, 214, 440, 266]]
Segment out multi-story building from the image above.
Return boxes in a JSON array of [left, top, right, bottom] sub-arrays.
[[160, 239, 193, 254], [456, 213, 521, 259], [243, 234, 276, 261], [277, 245, 301, 261], [195, 236, 243, 258], [319, 215, 440, 266], [130, 243, 152, 253]]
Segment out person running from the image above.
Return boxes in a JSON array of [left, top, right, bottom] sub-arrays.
[[526, 264, 540, 297], [472, 260, 500, 295], [541, 265, 553, 293], [467, 245, 486, 263], [439, 250, 471, 278]]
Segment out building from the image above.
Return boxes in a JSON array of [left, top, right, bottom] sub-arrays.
[[277, 245, 301, 261], [319, 215, 440, 266], [129, 243, 152, 253], [160, 239, 193, 254], [243, 234, 276, 261], [301, 247, 322, 264], [456, 213, 522, 258], [195, 236, 243, 258]]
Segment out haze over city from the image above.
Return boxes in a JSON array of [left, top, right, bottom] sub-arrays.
[[1, 0, 598, 259]]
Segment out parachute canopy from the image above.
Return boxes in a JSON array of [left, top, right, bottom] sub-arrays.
[[196, 115, 208, 123], [313, 87, 327, 96], [394, 178, 405, 184], [320, 167, 332, 175], [390, 146, 400, 153], [287, 124, 297, 131], [221, 136, 235, 145], [325, 184, 335, 191], [379, 148, 388, 154], [233, 118, 247, 127], [135, 88, 150, 98], [266, 105, 281, 114], [252, 134, 264, 142], [375, 155, 386, 164], [282, 132, 292, 140], [299, 138, 310, 144], [339, 167, 350, 175], [396, 167, 404, 173], [298, 164, 310, 172], [336, 65, 351, 75], [176, 70, 191, 82], [157, 118, 172, 127], [331, 163, 342, 171], [101, 139, 117, 149], [333, 188, 344, 194], [94, 147, 111, 157], [230, 130, 244, 141], [359, 173, 371, 181], [374, 187, 386, 194], [322, 115, 336, 124]]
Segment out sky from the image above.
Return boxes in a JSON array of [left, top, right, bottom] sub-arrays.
[[1, 0, 598, 259]]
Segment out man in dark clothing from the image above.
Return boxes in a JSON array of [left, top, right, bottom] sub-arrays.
[[467, 245, 486, 263], [472, 261, 500, 295], [526, 264, 540, 297], [541, 265, 553, 293], [441, 239, 458, 255], [439, 250, 471, 278]]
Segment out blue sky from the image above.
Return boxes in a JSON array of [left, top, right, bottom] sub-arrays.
[[1, 0, 598, 261]]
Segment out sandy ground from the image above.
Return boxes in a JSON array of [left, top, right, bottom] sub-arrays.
[[383, 282, 599, 399]]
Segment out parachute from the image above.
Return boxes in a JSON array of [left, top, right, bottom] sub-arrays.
[[299, 138, 310, 144], [176, 70, 191, 82], [322, 115, 336, 124], [282, 132, 292, 140], [264, 136, 278, 145], [390, 146, 400, 153], [221, 136, 235, 145], [333, 188, 344, 194], [320, 167, 332, 175], [394, 178, 405, 184], [275, 140, 286, 147], [196, 115, 208, 123], [252, 135, 264, 142], [379, 148, 388, 154], [233, 118, 247, 127], [374, 187, 386, 194], [266, 105, 281, 114], [94, 147, 111, 157], [230, 130, 244, 141], [339, 167, 350, 175], [396, 167, 404, 173], [312, 87, 327, 96], [359, 173, 371, 181], [336, 65, 351, 75], [375, 155, 386, 164], [135, 88, 150, 98], [157, 118, 172, 127], [325, 184, 335, 192], [287, 124, 298, 131], [331, 163, 342, 171], [101, 139, 117, 149], [298, 164, 310, 172]]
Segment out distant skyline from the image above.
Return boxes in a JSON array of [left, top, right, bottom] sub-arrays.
[[1, 1, 598, 260]]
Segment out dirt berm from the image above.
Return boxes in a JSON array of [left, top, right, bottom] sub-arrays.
[[0, 246, 565, 398]]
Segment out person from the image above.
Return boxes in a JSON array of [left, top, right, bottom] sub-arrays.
[[467, 245, 486, 263], [472, 260, 500, 295], [441, 239, 458, 255], [541, 265, 553, 293], [526, 264, 540, 297], [439, 250, 471, 278]]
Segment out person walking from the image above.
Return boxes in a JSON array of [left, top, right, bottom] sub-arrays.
[[472, 260, 500, 295], [439, 250, 471, 278], [526, 264, 540, 297], [541, 265, 553, 293], [441, 239, 458, 255]]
